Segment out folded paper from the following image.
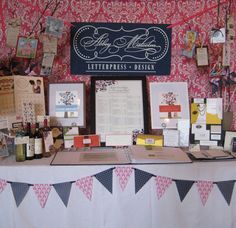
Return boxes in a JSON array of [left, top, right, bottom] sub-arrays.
[[136, 134, 163, 147], [74, 135, 100, 149]]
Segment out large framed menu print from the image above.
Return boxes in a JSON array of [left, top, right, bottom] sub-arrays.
[[91, 77, 148, 143], [150, 82, 190, 129], [71, 23, 172, 76]]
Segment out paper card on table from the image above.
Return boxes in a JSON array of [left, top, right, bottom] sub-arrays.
[[40, 53, 54, 76], [64, 135, 79, 149], [210, 125, 222, 134], [51, 127, 64, 150], [191, 124, 206, 134], [163, 129, 179, 147], [136, 134, 163, 147], [105, 134, 132, 147], [178, 119, 190, 147], [200, 140, 218, 146], [191, 102, 207, 124], [206, 98, 222, 124], [210, 134, 221, 140], [63, 126, 79, 136], [43, 35, 57, 54], [194, 130, 210, 141], [74, 135, 100, 149], [0, 132, 9, 157], [6, 18, 21, 47], [42, 131, 54, 153]]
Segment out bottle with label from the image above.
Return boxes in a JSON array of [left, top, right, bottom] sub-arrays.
[[25, 122, 34, 160], [34, 122, 43, 159], [42, 118, 52, 157], [15, 129, 27, 162]]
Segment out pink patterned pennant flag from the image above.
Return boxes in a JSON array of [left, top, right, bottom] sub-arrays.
[[0, 179, 7, 193], [155, 176, 173, 199], [115, 167, 133, 191], [33, 184, 52, 208], [76, 176, 93, 201], [196, 180, 214, 206]]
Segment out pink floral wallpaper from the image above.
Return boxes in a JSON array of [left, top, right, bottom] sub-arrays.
[[0, 0, 236, 130]]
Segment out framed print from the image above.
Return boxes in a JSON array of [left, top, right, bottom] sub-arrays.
[[91, 76, 148, 144], [150, 82, 190, 129], [48, 83, 85, 127], [45, 16, 64, 38], [16, 36, 38, 59], [224, 131, 236, 152], [196, 46, 209, 67]]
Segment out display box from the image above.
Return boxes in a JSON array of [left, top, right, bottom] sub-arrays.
[[0, 76, 45, 121]]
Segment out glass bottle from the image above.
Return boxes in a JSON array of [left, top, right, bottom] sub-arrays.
[[42, 118, 51, 157], [34, 122, 43, 159], [15, 129, 27, 162], [25, 122, 34, 160]]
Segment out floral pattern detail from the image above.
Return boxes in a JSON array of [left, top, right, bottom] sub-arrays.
[[114, 167, 133, 191], [95, 80, 117, 92], [155, 176, 172, 200], [0, 179, 7, 193], [76, 176, 93, 201], [196, 180, 214, 206], [33, 184, 52, 208]]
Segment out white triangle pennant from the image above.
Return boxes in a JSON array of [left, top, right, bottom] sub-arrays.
[[114, 167, 133, 191], [196, 180, 214, 206], [76, 176, 93, 201], [155, 176, 172, 199], [33, 184, 52, 208]]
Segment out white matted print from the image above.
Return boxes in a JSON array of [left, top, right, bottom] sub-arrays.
[[48, 83, 85, 127], [150, 82, 190, 129]]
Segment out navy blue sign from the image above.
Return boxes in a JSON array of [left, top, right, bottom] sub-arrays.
[[71, 23, 172, 76]]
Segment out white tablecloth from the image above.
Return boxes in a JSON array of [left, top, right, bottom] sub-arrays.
[[1, 155, 236, 228]]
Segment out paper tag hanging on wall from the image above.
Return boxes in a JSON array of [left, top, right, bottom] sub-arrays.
[[45, 16, 64, 38], [182, 30, 198, 58], [222, 42, 230, 67], [40, 53, 54, 75], [6, 18, 21, 47], [43, 36, 57, 54], [227, 15, 234, 42], [210, 28, 225, 44]]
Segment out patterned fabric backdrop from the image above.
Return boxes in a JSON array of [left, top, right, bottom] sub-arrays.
[[0, 0, 236, 131]]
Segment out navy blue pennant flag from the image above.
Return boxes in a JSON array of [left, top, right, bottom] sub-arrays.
[[216, 180, 235, 205], [175, 180, 194, 202], [134, 168, 154, 193], [10, 182, 30, 207], [53, 182, 73, 207], [95, 168, 113, 193]]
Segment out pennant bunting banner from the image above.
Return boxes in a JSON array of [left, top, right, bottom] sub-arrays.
[[155, 176, 173, 200], [0, 179, 7, 193], [33, 184, 52, 208], [114, 167, 133, 191], [76, 176, 93, 201], [53, 182, 73, 207], [216, 181, 235, 205], [94, 168, 113, 194], [10, 182, 30, 207], [175, 180, 195, 202], [134, 168, 154, 194], [196, 181, 214, 206]]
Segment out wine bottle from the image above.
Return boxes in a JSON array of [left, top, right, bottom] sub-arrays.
[[25, 122, 34, 160], [42, 118, 52, 157], [15, 128, 27, 162], [34, 122, 43, 159]]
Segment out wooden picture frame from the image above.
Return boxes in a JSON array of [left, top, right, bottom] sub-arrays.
[[48, 83, 86, 127], [16, 36, 38, 59], [90, 76, 148, 144]]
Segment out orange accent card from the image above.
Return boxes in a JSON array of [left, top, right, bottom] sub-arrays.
[[74, 135, 100, 148]]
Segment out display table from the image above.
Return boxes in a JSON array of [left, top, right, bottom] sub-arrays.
[[0, 155, 236, 228]]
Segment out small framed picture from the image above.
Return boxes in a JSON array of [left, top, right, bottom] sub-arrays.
[[224, 131, 236, 152], [90, 76, 148, 144], [16, 36, 38, 59], [196, 46, 209, 67], [45, 16, 64, 38], [48, 83, 86, 127]]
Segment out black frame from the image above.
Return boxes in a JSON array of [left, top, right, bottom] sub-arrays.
[[90, 76, 149, 145]]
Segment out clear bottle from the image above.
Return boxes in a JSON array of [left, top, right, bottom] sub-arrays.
[[25, 122, 34, 160], [34, 122, 43, 159], [15, 129, 27, 162]]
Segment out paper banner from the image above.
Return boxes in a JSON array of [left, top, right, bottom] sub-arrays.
[[94, 168, 113, 194], [53, 182, 72, 207], [0, 179, 7, 193], [33, 184, 52, 208], [114, 167, 133, 191], [196, 181, 214, 206], [134, 168, 154, 194], [155, 176, 172, 199], [10, 182, 30, 207], [175, 180, 195, 202], [216, 181, 235, 205], [76, 176, 93, 201]]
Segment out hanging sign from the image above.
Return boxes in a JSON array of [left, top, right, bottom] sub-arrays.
[[71, 23, 172, 76]]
